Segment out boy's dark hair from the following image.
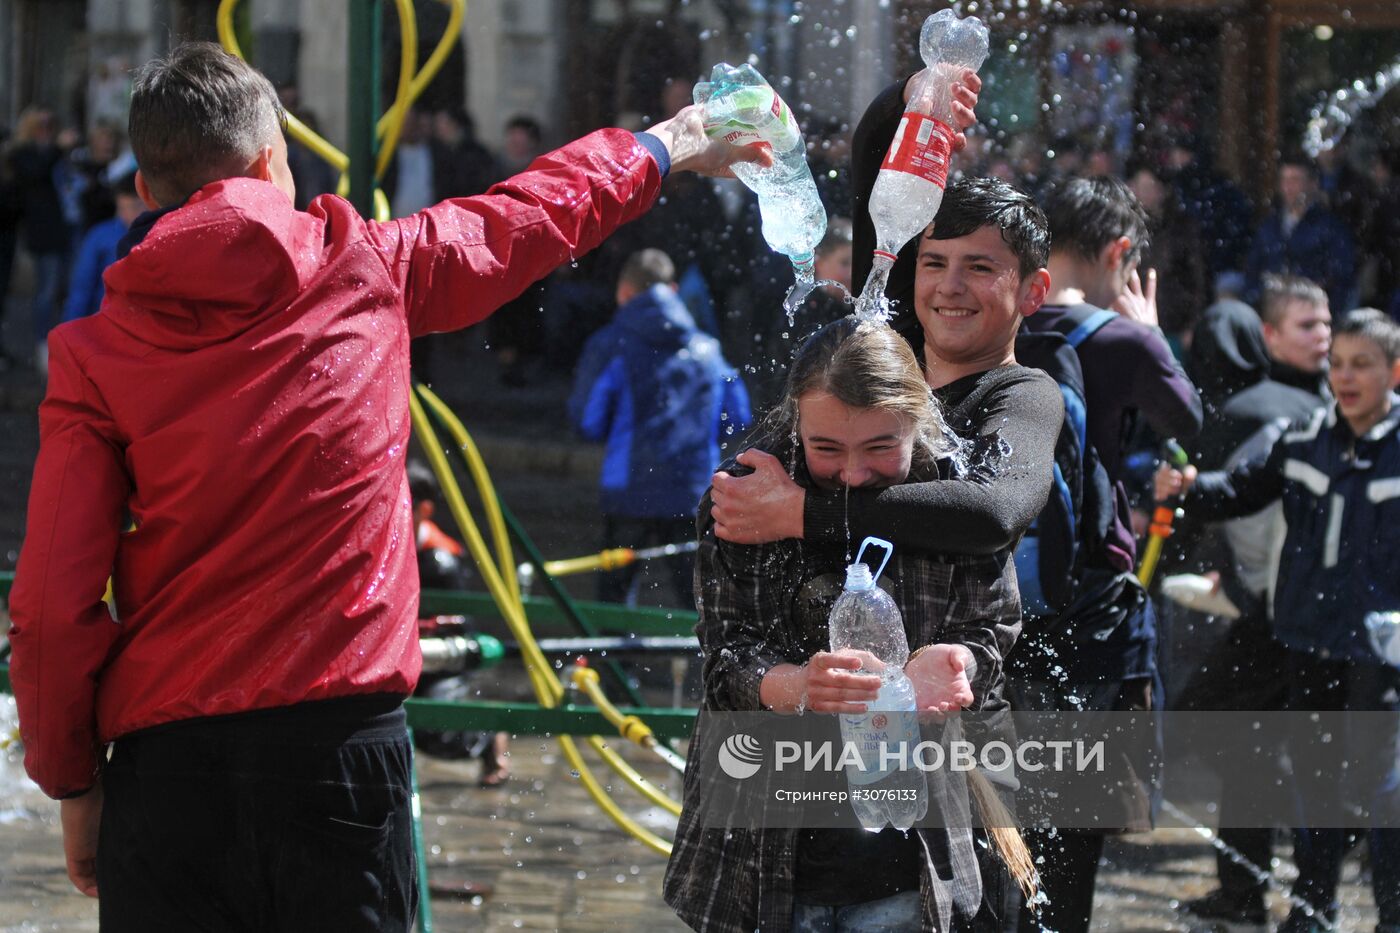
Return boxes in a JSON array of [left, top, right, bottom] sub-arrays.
[[1260, 273, 1328, 326], [1042, 175, 1151, 267], [619, 248, 675, 291], [927, 176, 1050, 279], [113, 171, 139, 199], [505, 114, 542, 143], [1334, 308, 1400, 364], [1278, 152, 1318, 177], [407, 459, 441, 505], [128, 41, 286, 205]]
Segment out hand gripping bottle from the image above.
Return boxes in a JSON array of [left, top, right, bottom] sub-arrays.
[[694, 63, 827, 313], [855, 10, 989, 319], [828, 537, 929, 832]]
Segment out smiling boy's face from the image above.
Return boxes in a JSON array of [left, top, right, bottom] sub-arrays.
[[913, 224, 1047, 376], [1329, 332, 1400, 434]]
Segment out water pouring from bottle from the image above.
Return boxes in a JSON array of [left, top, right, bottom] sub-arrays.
[[693, 63, 829, 315], [855, 10, 990, 323]]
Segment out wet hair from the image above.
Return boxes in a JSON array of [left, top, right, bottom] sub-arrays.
[[619, 248, 675, 291], [1041, 175, 1151, 266], [816, 217, 853, 257], [128, 41, 286, 205], [759, 317, 953, 471], [1260, 274, 1328, 326], [926, 176, 1049, 280], [1333, 308, 1400, 364]]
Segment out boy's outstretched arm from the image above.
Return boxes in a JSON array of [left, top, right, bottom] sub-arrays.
[[366, 110, 771, 339]]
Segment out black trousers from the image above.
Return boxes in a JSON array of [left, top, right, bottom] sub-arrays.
[[600, 514, 696, 608], [97, 695, 418, 932]]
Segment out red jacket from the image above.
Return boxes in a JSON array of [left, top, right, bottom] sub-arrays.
[[10, 130, 663, 798]]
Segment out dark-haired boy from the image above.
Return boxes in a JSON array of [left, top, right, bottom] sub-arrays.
[[1004, 174, 1202, 933], [62, 172, 142, 322], [7, 39, 768, 927], [1159, 308, 1400, 933], [704, 78, 1062, 930]]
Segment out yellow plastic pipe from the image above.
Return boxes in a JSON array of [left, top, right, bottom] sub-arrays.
[[375, 0, 419, 181], [409, 394, 675, 854], [414, 384, 521, 605], [216, 0, 350, 174], [543, 548, 637, 578], [416, 386, 686, 792]]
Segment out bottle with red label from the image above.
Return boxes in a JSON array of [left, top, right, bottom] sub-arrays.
[[855, 10, 989, 320]]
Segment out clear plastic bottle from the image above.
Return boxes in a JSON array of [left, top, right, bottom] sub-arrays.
[[855, 10, 989, 320], [828, 536, 928, 832], [694, 63, 827, 312]]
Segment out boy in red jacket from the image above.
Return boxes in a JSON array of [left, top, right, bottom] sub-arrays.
[[7, 40, 764, 929]]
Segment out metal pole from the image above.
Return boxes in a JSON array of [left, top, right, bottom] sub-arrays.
[[347, 0, 380, 218]]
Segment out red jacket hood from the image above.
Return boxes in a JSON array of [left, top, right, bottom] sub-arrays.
[[103, 178, 325, 350]]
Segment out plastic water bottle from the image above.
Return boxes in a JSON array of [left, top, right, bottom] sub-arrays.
[[1366, 611, 1400, 668], [855, 10, 989, 320], [694, 63, 827, 313], [828, 537, 928, 832]]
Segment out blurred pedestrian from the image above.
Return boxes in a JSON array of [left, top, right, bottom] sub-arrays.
[[568, 248, 752, 607], [1164, 134, 1253, 297], [1015, 173, 1204, 933], [1127, 158, 1209, 347], [1245, 155, 1357, 316], [491, 114, 549, 385], [1174, 290, 1328, 929], [6, 107, 73, 371], [62, 172, 142, 322], [432, 107, 498, 199], [1158, 308, 1400, 933]]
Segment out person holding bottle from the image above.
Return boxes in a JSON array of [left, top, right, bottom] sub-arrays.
[[7, 40, 771, 929], [664, 316, 1032, 932], [1156, 308, 1400, 933]]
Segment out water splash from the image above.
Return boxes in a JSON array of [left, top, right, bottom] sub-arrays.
[[784, 279, 853, 329], [1303, 58, 1400, 158]]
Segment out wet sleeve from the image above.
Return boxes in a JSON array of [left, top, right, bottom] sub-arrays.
[[1187, 425, 1289, 520], [364, 129, 664, 338], [937, 568, 1020, 714], [803, 370, 1063, 555], [8, 332, 130, 799], [694, 507, 797, 712]]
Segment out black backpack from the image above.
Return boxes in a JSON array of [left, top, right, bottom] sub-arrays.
[[1012, 308, 1117, 616]]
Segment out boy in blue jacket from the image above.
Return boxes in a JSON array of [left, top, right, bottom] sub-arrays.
[[61, 172, 143, 322], [1158, 308, 1400, 933], [569, 248, 751, 605]]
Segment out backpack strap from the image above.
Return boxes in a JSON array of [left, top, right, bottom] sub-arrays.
[[1062, 308, 1117, 349]]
